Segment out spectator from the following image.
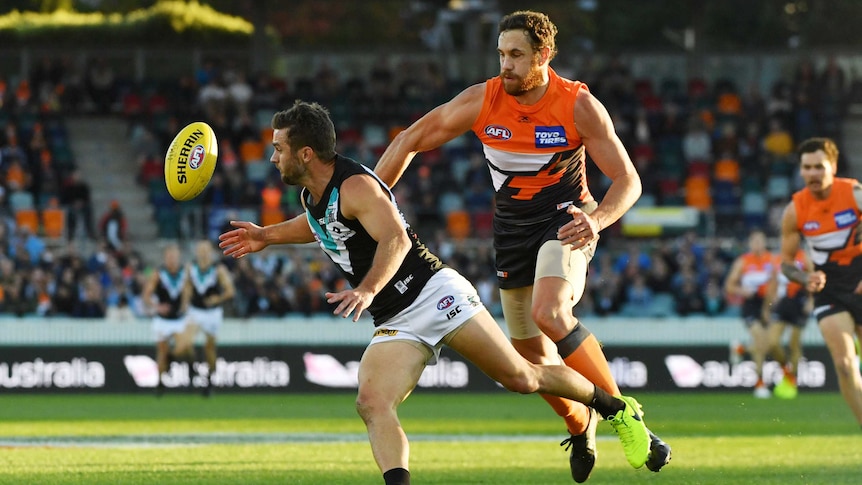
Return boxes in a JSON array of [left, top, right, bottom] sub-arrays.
[[674, 275, 706, 316], [702, 278, 726, 316], [50, 264, 79, 317], [625, 274, 654, 309], [85, 58, 116, 114], [60, 170, 96, 241], [76, 274, 105, 318], [99, 200, 127, 254], [105, 293, 135, 321]]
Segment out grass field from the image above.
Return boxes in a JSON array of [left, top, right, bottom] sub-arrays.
[[0, 391, 860, 484]]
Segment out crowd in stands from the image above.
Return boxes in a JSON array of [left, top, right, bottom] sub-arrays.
[[0, 53, 856, 321]]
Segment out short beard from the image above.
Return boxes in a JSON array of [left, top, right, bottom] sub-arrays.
[[501, 64, 544, 96]]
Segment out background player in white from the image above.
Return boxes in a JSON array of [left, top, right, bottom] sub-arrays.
[[185, 239, 235, 396], [141, 243, 191, 395]]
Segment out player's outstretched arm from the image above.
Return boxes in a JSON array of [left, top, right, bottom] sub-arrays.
[[218, 215, 314, 259], [374, 83, 485, 188]]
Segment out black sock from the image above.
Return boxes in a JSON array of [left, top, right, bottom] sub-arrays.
[[589, 385, 625, 420], [383, 467, 410, 485]]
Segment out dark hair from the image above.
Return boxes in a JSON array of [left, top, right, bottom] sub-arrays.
[[271, 100, 337, 162], [797, 137, 839, 166], [498, 10, 558, 61]]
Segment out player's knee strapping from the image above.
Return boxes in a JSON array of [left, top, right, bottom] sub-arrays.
[[555, 321, 592, 359]]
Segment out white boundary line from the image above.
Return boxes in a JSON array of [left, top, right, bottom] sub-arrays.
[[0, 433, 616, 448]]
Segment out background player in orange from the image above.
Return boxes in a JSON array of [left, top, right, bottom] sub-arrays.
[[779, 137, 862, 426], [373, 10, 669, 480], [724, 230, 780, 398], [768, 248, 813, 399]]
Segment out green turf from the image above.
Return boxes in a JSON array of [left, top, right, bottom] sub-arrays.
[[0, 392, 860, 484]]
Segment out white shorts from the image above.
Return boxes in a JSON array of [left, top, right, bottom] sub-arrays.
[[152, 315, 188, 342], [187, 306, 223, 336], [368, 268, 485, 365]]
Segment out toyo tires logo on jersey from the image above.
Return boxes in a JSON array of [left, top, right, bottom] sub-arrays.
[[535, 126, 567, 147]]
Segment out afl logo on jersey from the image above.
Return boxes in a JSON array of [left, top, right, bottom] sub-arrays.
[[484, 125, 511, 140], [802, 221, 820, 232], [436, 295, 456, 310]]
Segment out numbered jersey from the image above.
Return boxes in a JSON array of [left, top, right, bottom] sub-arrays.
[[302, 155, 444, 325], [471, 67, 594, 227]]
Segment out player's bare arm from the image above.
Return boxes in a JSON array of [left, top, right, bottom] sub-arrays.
[[218, 214, 314, 259], [724, 257, 749, 298], [779, 201, 826, 293], [558, 89, 641, 247], [762, 262, 778, 322], [215, 264, 236, 303], [853, 183, 862, 293], [203, 264, 235, 307], [180, 268, 192, 313], [325, 175, 412, 321], [374, 83, 485, 188], [141, 271, 164, 316]]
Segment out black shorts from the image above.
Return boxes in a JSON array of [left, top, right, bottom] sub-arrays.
[[494, 206, 597, 290], [812, 289, 862, 325], [771, 295, 808, 327], [742, 296, 766, 327]]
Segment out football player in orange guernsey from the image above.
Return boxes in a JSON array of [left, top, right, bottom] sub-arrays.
[[374, 10, 670, 481], [724, 230, 782, 398], [779, 137, 862, 427]]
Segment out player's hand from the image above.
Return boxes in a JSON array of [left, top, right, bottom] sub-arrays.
[[854, 280, 862, 295], [218, 221, 267, 259], [325, 288, 374, 322], [558, 205, 600, 250], [204, 295, 221, 307], [807, 271, 827, 293]]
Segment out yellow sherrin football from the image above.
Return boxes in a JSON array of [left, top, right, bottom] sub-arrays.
[[164, 121, 218, 201]]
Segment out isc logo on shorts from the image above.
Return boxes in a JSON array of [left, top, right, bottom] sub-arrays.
[[189, 145, 206, 169], [437, 295, 455, 310]]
